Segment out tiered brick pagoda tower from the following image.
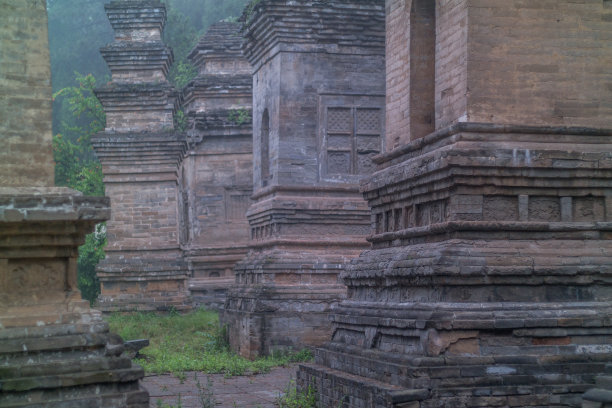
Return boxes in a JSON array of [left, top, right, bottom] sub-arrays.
[[221, 0, 386, 358], [93, 0, 189, 311], [299, 1, 612, 407], [0, 1, 148, 406], [181, 22, 254, 308]]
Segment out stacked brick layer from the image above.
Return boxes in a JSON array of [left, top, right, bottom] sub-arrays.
[[187, 21, 246, 73], [242, 0, 386, 70], [583, 365, 612, 408], [222, 185, 374, 358]]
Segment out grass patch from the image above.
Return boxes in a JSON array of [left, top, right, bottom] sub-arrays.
[[106, 309, 313, 377]]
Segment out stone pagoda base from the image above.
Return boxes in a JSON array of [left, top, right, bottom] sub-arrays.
[[221, 185, 371, 359], [96, 256, 191, 313], [185, 246, 250, 310], [0, 187, 148, 408], [222, 244, 366, 359], [297, 124, 612, 407], [92, 132, 190, 312]]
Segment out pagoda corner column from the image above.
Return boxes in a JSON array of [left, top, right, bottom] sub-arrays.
[[93, 0, 190, 312]]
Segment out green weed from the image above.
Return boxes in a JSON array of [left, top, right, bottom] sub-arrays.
[[195, 373, 215, 408], [228, 108, 251, 125], [156, 393, 182, 408], [277, 380, 318, 408]]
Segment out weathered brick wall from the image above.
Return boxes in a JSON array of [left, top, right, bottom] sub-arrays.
[[105, 181, 180, 251], [264, 52, 386, 187], [0, 0, 54, 187], [385, 0, 410, 150], [465, 0, 612, 128], [435, 0, 469, 129], [184, 148, 252, 248], [388, 0, 610, 137], [104, 108, 175, 132], [252, 56, 282, 189], [385, 0, 436, 149]]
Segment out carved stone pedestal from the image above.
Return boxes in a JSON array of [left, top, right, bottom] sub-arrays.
[[0, 188, 148, 408]]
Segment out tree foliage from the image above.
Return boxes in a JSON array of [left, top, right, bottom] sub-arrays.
[[47, 0, 112, 135], [53, 73, 105, 197], [78, 224, 107, 303], [53, 73, 106, 304]]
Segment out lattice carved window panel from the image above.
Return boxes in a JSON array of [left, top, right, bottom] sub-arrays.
[[324, 106, 382, 176], [225, 189, 251, 222]]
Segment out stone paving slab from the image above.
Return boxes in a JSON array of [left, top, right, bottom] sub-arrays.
[[142, 364, 298, 408]]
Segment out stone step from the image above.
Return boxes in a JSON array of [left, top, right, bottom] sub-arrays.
[[597, 376, 612, 389], [96, 296, 192, 313], [0, 388, 148, 408], [298, 362, 427, 408], [1, 366, 144, 393], [0, 355, 133, 379], [316, 343, 610, 391], [582, 389, 612, 406], [300, 361, 589, 408]]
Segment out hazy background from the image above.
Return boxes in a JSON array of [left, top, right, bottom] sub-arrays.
[[48, 0, 251, 135]]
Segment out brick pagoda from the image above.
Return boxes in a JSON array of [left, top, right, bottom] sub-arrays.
[[298, 1, 612, 407], [221, 0, 386, 358], [180, 22, 254, 308], [93, 0, 190, 311]]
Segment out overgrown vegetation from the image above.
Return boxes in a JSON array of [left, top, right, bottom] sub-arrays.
[[228, 108, 251, 125], [106, 309, 313, 377], [77, 224, 107, 302], [244, 0, 264, 23], [174, 109, 188, 132], [195, 374, 216, 408], [277, 380, 318, 408], [170, 61, 198, 90]]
